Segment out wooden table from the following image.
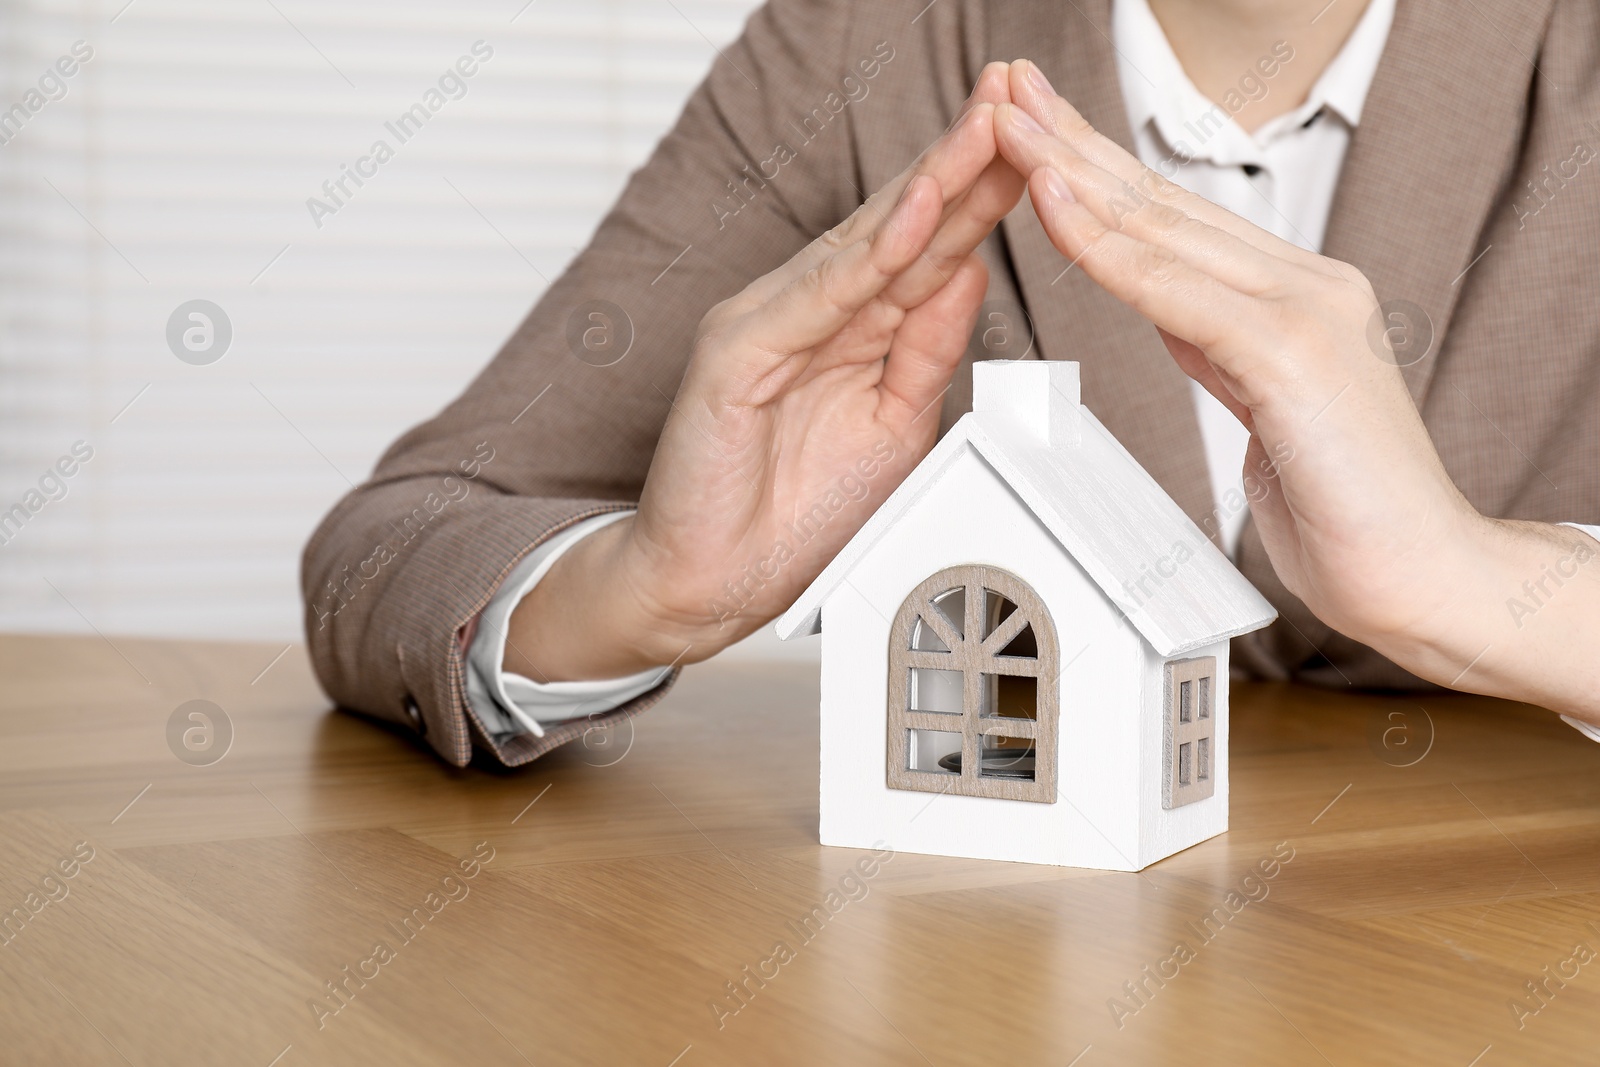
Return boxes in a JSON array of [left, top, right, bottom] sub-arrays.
[[3, 634, 1600, 1065]]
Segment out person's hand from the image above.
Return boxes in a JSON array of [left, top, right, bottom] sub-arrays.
[[991, 60, 1600, 721], [510, 64, 1028, 681]]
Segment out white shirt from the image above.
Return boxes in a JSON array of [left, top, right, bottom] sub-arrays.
[[467, 0, 1600, 742]]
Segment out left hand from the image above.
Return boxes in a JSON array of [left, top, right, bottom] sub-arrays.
[[508, 65, 1027, 681], [991, 60, 1600, 722]]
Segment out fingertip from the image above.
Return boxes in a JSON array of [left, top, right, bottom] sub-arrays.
[[1031, 166, 1075, 205], [1026, 166, 1089, 257], [888, 173, 922, 224], [943, 100, 999, 168], [1010, 59, 1054, 100], [884, 173, 941, 252], [953, 99, 996, 134], [1008, 61, 1039, 110], [990, 103, 1024, 162], [993, 102, 1046, 149], [976, 60, 1010, 85], [952, 67, 1006, 132], [974, 61, 1011, 103], [1009, 59, 1095, 142], [901, 171, 938, 208]]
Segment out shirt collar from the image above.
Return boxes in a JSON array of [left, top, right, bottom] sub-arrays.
[[1113, 0, 1395, 161], [1304, 0, 1395, 129]]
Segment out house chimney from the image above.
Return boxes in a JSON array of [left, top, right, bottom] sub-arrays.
[[971, 360, 1082, 447]]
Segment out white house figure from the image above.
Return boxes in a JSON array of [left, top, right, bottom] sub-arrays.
[[775, 360, 1277, 871]]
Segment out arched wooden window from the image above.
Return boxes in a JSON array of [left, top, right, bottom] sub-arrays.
[[887, 565, 1058, 803]]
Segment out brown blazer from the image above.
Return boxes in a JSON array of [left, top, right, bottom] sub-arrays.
[[302, 0, 1600, 767]]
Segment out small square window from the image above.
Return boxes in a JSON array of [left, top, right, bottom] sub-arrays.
[[980, 673, 1037, 720], [909, 668, 963, 715], [975, 736, 1035, 782], [907, 729, 962, 774]]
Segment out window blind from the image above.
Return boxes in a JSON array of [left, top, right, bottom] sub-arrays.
[[1, 0, 821, 661]]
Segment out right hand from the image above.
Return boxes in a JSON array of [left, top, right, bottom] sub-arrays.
[[989, 61, 1600, 716], [510, 64, 1027, 681]]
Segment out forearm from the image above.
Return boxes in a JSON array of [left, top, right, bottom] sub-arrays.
[[505, 515, 713, 683], [1373, 518, 1600, 722]]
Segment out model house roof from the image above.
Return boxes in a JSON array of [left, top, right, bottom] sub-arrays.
[[775, 361, 1277, 657]]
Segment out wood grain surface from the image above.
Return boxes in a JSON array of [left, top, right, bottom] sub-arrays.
[[3, 633, 1600, 1065]]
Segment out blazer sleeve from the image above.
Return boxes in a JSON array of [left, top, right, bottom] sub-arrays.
[[300, 0, 875, 767]]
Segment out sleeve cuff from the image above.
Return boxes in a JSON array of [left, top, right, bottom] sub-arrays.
[[465, 511, 671, 739], [1561, 715, 1600, 743], [1555, 524, 1600, 743]]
